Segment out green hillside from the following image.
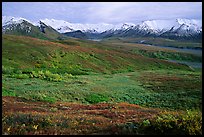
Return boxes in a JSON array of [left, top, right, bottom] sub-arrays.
[[2, 34, 202, 135], [2, 34, 190, 75], [3, 34, 201, 109]]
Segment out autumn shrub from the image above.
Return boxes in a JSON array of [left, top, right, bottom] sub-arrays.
[[138, 110, 202, 135], [2, 114, 54, 135], [117, 110, 202, 135]]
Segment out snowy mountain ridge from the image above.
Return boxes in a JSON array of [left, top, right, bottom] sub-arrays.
[[2, 16, 202, 38], [39, 18, 134, 33], [39, 18, 202, 34]]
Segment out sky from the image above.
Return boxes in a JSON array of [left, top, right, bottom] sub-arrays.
[[2, 2, 202, 24]]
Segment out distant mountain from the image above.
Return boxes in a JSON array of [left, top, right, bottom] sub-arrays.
[[37, 21, 68, 40], [40, 18, 116, 33], [63, 30, 88, 39], [2, 16, 67, 40], [2, 16, 45, 38], [98, 19, 202, 41], [2, 16, 202, 41], [159, 19, 202, 41]]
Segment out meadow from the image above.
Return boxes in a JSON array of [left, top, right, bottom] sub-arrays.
[[2, 34, 202, 135]]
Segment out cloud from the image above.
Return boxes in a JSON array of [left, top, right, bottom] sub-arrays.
[[2, 2, 202, 24], [86, 2, 202, 24]]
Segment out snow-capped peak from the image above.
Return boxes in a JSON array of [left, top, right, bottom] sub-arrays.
[[39, 19, 117, 33], [39, 18, 72, 28], [113, 23, 136, 30], [139, 19, 178, 31], [2, 16, 202, 35], [176, 18, 202, 26], [137, 18, 202, 33], [2, 16, 33, 26], [176, 18, 202, 32]]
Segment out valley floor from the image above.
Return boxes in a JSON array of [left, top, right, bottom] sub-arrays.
[[2, 95, 202, 135], [2, 69, 202, 135]]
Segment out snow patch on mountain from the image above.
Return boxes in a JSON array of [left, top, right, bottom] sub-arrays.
[[39, 19, 117, 33], [2, 16, 33, 26], [138, 19, 202, 34], [113, 23, 136, 30], [139, 20, 178, 32], [2, 16, 35, 34]]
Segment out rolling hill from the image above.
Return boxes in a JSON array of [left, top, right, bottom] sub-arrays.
[[2, 34, 191, 75]]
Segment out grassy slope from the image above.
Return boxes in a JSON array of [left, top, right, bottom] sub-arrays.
[[2, 34, 202, 135], [2, 34, 201, 110], [3, 34, 190, 74]]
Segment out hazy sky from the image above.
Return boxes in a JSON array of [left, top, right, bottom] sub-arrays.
[[2, 2, 202, 24]]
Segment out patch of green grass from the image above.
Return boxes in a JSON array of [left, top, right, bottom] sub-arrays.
[[2, 88, 16, 96], [85, 93, 109, 104], [135, 69, 202, 110], [10, 74, 30, 79], [3, 68, 201, 111], [2, 66, 14, 74], [31, 94, 56, 103]]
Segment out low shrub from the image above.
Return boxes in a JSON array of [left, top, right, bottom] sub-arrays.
[[2, 66, 14, 74], [139, 110, 202, 135], [21, 68, 34, 74], [30, 70, 62, 82], [10, 74, 30, 79], [64, 73, 76, 79], [31, 94, 56, 103], [85, 93, 109, 104], [119, 110, 202, 135], [13, 69, 22, 74], [2, 114, 54, 135], [44, 70, 62, 82], [42, 96, 56, 103]]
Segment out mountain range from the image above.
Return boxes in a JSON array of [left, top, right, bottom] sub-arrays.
[[2, 16, 202, 41]]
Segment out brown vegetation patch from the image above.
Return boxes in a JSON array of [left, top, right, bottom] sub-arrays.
[[2, 96, 160, 135]]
